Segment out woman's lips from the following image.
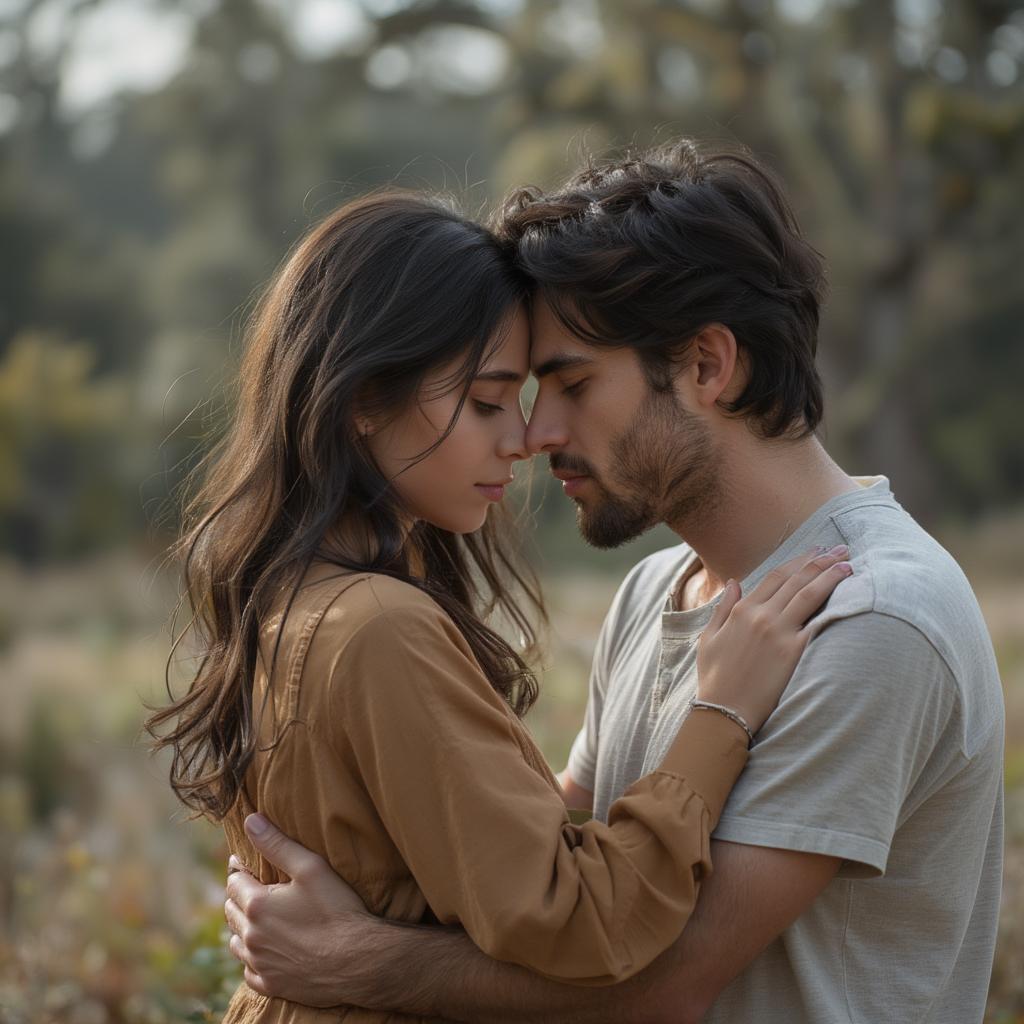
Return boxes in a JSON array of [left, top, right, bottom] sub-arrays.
[[475, 484, 506, 502]]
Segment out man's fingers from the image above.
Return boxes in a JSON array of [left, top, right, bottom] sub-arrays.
[[228, 930, 253, 969], [244, 813, 325, 882], [223, 896, 247, 939], [244, 967, 270, 997], [225, 866, 265, 913]]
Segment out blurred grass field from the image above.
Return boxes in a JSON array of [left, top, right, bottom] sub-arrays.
[[1, 523, 1022, 1023]]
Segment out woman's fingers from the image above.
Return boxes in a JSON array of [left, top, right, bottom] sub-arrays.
[[705, 579, 741, 637], [745, 547, 833, 604], [694, 545, 854, 735], [764, 545, 849, 614], [784, 559, 853, 627]]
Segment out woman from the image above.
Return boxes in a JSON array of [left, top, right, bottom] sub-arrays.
[[145, 191, 848, 1021]]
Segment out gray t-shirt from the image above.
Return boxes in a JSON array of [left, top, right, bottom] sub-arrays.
[[567, 477, 1004, 1023]]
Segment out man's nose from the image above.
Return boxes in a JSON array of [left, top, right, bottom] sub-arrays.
[[525, 401, 569, 456]]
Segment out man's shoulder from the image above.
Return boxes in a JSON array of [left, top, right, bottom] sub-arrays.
[[813, 503, 1003, 752], [827, 502, 992, 665]]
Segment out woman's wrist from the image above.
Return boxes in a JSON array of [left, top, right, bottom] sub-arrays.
[[688, 698, 755, 747], [656, 710, 750, 828]]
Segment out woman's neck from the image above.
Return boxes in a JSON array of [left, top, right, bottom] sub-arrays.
[[321, 512, 424, 578]]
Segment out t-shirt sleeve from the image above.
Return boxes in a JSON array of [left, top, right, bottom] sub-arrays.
[[712, 611, 958, 877], [319, 582, 749, 985]]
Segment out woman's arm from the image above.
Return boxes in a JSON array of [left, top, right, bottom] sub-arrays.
[[268, 551, 848, 986], [226, 548, 847, 1003], [315, 582, 748, 986]]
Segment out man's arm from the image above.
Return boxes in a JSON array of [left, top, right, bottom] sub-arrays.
[[226, 816, 838, 1024], [555, 769, 594, 811], [642, 840, 841, 1020]]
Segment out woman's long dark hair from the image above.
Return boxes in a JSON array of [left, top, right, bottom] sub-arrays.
[[145, 190, 546, 822]]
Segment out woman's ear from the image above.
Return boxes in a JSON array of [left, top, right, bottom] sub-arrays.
[[352, 387, 383, 439]]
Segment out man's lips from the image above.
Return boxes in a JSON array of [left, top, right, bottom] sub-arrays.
[[550, 468, 592, 498]]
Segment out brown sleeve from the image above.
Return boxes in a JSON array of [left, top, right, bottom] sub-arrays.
[[317, 582, 748, 986]]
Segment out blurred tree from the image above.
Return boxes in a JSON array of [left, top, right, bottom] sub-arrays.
[[0, 332, 137, 559], [0, 0, 1021, 563], [494, 0, 1024, 518]]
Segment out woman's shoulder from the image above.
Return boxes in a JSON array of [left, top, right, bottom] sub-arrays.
[[308, 572, 488, 715], [297, 564, 453, 649], [358, 571, 447, 617], [257, 562, 438, 647]]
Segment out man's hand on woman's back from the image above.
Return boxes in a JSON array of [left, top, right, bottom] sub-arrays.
[[224, 813, 371, 1006]]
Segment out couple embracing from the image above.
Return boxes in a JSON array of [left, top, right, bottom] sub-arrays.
[[148, 139, 1003, 1024]]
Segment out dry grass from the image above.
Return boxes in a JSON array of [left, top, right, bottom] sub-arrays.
[[0, 545, 1021, 1023]]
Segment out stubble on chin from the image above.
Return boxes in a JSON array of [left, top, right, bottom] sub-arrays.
[[576, 389, 718, 549], [574, 480, 656, 549]]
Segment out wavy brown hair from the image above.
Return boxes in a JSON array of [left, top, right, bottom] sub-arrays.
[[145, 190, 545, 822]]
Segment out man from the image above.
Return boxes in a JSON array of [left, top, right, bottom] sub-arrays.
[[222, 141, 1004, 1022]]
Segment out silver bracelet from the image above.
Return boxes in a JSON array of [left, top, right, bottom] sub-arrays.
[[689, 699, 755, 748]]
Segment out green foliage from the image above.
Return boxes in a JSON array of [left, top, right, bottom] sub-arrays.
[[0, 0, 1020, 565], [0, 333, 142, 560]]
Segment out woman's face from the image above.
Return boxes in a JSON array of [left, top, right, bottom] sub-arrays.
[[366, 306, 530, 534]]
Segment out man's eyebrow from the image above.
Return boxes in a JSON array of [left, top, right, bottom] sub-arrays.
[[532, 354, 593, 379], [473, 370, 525, 383]]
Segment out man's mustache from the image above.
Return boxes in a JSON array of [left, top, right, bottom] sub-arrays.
[[549, 453, 597, 477]]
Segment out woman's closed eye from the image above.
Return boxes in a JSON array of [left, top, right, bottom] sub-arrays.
[[473, 399, 504, 416], [561, 379, 587, 397]]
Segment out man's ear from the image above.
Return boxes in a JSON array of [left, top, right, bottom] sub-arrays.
[[685, 323, 742, 411]]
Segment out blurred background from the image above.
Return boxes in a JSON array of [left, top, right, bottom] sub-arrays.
[[1, 0, 1022, 1020]]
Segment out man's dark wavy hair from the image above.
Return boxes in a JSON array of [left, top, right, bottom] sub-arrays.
[[495, 139, 827, 438]]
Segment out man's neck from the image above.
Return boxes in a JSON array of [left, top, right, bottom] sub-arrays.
[[669, 435, 860, 610]]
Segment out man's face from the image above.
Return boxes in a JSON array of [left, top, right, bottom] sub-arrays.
[[525, 299, 720, 548]]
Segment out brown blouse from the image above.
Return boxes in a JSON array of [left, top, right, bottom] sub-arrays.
[[220, 561, 749, 1023]]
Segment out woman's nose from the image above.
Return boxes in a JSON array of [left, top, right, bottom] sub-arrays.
[[497, 412, 529, 461]]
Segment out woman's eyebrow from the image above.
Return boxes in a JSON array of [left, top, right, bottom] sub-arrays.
[[473, 370, 525, 383]]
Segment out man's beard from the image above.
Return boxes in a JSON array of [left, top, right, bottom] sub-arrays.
[[559, 390, 719, 550]]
